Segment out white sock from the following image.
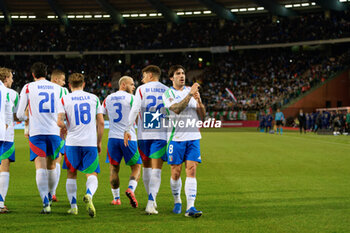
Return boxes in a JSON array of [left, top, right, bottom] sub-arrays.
[[52, 162, 61, 196], [143, 167, 152, 195], [0, 172, 10, 208], [111, 188, 120, 200], [128, 179, 138, 192], [66, 178, 77, 209], [47, 169, 57, 199], [148, 169, 161, 203], [185, 177, 197, 210], [170, 177, 182, 204], [86, 175, 98, 198], [36, 169, 49, 205]]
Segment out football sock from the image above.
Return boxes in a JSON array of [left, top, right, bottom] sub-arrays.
[[148, 169, 161, 203], [280, 128, 283, 135], [47, 168, 57, 199], [52, 162, 61, 195], [66, 178, 77, 209], [0, 172, 10, 208], [170, 177, 182, 204], [111, 188, 120, 200], [128, 179, 138, 192], [36, 169, 49, 206], [277, 128, 279, 134], [143, 167, 152, 195], [185, 177, 197, 210], [86, 175, 98, 198]]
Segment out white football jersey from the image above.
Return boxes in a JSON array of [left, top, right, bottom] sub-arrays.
[[5, 88, 19, 142], [17, 79, 64, 137], [0, 81, 12, 141], [62, 87, 69, 95], [57, 90, 103, 147], [126, 81, 168, 140], [163, 86, 201, 142], [103, 90, 137, 141]]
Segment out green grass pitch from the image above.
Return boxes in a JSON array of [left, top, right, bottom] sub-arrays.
[[2, 129, 350, 233]]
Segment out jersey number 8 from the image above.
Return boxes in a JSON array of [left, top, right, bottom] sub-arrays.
[[168, 144, 173, 154]]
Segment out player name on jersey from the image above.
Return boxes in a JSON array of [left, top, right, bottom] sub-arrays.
[[145, 87, 166, 93], [37, 85, 54, 89], [71, 96, 90, 101]]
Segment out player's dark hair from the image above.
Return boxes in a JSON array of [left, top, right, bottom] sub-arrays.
[[31, 62, 47, 78], [69, 73, 84, 88], [142, 65, 161, 78], [168, 65, 185, 78]]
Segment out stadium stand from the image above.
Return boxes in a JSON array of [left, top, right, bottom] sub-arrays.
[[0, 11, 349, 51]]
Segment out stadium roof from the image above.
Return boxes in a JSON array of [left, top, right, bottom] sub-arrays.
[[0, 0, 348, 25]]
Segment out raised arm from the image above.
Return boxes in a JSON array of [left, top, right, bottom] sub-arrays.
[[193, 92, 206, 121], [169, 83, 199, 115]]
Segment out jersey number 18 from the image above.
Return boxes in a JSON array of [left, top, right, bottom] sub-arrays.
[[74, 103, 91, 125]]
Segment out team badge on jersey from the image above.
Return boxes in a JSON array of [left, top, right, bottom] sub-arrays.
[[143, 110, 162, 129]]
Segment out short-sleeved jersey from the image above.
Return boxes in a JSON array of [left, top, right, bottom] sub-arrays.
[[57, 90, 103, 147], [0, 81, 12, 141], [103, 90, 137, 141], [129, 81, 168, 140], [5, 89, 19, 142], [275, 112, 285, 121], [163, 86, 201, 142], [17, 79, 63, 137]]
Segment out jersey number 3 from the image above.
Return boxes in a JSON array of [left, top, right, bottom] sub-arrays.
[[113, 103, 122, 123]]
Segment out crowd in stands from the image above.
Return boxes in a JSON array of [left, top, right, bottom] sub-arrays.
[[2, 48, 348, 114], [198, 49, 349, 112], [0, 10, 349, 116], [0, 11, 349, 51]]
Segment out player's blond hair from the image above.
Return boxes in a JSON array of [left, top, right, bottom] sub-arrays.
[[51, 69, 65, 79], [119, 76, 132, 87], [68, 73, 84, 88], [0, 67, 12, 82]]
